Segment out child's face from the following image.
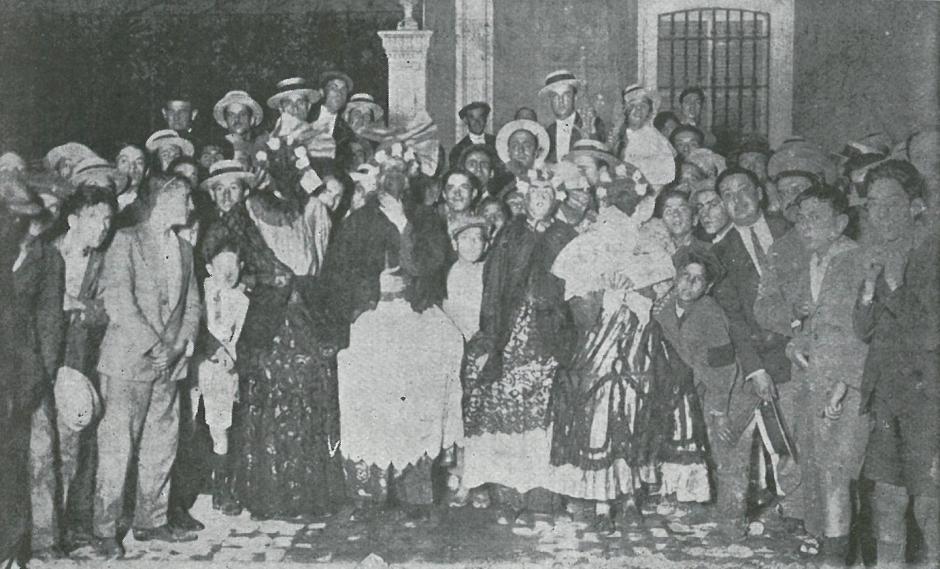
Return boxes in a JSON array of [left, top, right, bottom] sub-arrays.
[[675, 262, 709, 304], [208, 251, 240, 289], [455, 227, 486, 263]]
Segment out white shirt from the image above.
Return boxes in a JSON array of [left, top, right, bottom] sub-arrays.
[[468, 133, 486, 145], [712, 223, 733, 244], [555, 113, 576, 158], [443, 260, 485, 340], [734, 215, 774, 276], [204, 276, 250, 358], [311, 108, 338, 135], [809, 251, 832, 303]]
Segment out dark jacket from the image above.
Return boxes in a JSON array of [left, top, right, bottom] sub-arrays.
[[711, 215, 793, 383], [448, 133, 497, 170], [545, 112, 608, 163]]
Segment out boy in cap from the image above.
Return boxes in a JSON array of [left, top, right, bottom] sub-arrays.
[[449, 102, 496, 169]]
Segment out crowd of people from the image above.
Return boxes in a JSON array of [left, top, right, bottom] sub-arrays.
[[0, 67, 937, 569]]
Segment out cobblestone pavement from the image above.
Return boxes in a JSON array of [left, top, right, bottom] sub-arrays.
[[34, 495, 821, 568]]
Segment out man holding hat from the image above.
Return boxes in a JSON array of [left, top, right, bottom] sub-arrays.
[[539, 69, 607, 163], [449, 101, 497, 169], [213, 90, 264, 162]]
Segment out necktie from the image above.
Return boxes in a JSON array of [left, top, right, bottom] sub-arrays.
[[749, 226, 768, 273]]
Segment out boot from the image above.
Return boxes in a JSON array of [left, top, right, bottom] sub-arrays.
[[212, 452, 242, 516]]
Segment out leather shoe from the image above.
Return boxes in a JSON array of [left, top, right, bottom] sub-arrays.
[[168, 508, 205, 532], [87, 537, 124, 560], [132, 524, 197, 543]]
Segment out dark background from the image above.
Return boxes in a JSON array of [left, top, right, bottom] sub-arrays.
[[0, 0, 409, 160]]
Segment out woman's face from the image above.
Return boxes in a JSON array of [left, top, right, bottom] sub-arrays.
[[210, 178, 245, 213], [444, 173, 476, 214], [625, 99, 652, 129], [662, 195, 693, 239], [116, 146, 146, 190], [508, 130, 538, 170], [525, 187, 555, 222], [69, 203, 113, 250]]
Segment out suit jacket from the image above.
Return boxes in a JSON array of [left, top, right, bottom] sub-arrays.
[[545, 112, 608, 163], [712, 215, 793, 383], [97, 226, 201, 382], [758, 237, 868, 397], [448, 133, 496, 170]]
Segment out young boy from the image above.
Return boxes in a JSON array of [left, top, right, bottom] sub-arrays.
[[196, 242, 249, 516], [655, 250, 748, 536]]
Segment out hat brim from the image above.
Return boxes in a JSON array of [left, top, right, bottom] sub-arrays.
[[450, 220, 490, 240], [495, 120, 551, 165], [213, 95, 264, 129], [200, 171, 256, 191], [267, 88, 322, 110], [147, 138, 195, 157], [345, 101, 385, 122], [538, 79, 584, 97], [563, 148, 622, 169]]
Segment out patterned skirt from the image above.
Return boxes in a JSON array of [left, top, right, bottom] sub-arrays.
[[233, 297, 346, 517]]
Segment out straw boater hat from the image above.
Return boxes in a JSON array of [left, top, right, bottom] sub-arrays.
[[768, 138, 831, 183], [70, 156, 126, 189], [145, 129, 195, 157], [200, 159, 256, 191], [345, 93, 384, 121], [43, 142, 96, 172], [458, 101, 491, 120], [563, 139, 622, 168], [495, 119, 551, 164], [267, 77, 322, 110], [54, 366, 101, 432], [213, 90, 264, 129], [538, 69, 584, 97], [320, 70, 354, 94], [621, 83, 660, 113]]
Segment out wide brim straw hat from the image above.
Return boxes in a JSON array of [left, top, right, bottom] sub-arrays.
[[495, 119, 551, 164], [267, 77, 322, 110], [145, 129, 195, 157], [345, 93, 384, 122], [621, 83, 661, 115], [43, 142, 96, 172], [213, 90, 264, 129], [200, 159, 256, 191], [563, 139, 622, 169], [538, 69, 584, 97], [53, 366, 101, 432], [70, 156, 128, 190]]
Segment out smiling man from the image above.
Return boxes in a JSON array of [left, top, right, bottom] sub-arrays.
[[538, 69, 606, 163]]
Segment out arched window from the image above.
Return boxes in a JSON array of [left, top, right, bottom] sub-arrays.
[[638, 0, 794, 146]]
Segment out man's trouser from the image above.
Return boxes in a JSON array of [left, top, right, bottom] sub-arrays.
[[93, 375, 179, 538]]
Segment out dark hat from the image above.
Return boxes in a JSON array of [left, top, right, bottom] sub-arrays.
[[267, 77, 322, 110], [459, 101, 491, 120], [320, 70, 354, 93]]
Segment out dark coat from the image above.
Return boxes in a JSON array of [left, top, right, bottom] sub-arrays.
[[711, 215, 793, 383], [448, 133, 497, 170], [545, 112, 608, 163]]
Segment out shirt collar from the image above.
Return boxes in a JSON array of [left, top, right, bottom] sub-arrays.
[[556, 112, 576, 128], [468, 132, 486, 144]]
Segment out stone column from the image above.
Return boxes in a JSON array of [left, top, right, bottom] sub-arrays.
[[455, 0, 495, 141], [378, 14, 433, 126]]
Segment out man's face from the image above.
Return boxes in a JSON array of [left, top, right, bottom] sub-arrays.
[[661, 195, 693, 239], [347, 108, 371, 131], [158, 145, 182, 171], [463, 107, 488, 135], [572, 155, 602, 187], [658, 118, 680, 139], [444, 172, 476, 214], [776, 174, 814, 222], [796, 197, 844, 254], [116, 146, 146, 189], [324, 79, 349, 114], [380, 162, 408, 199], [200, 145, 224, 170], [673, 131, 701, 159], [508, 130, 538, 169], [679, 161, 706, 183], [210, 179, 245, 214], [681, 94, 703, 122], [867, 178, 914, 243], [224, 103, 253, 136], [549, 87, 576, 119], [463, 150, 492, 186], [525, 187, 554, 221], [625, 100, 652, 129], [719, 173, 762, 225], [481, 201, 507, 234], [318, 177, 344, 211], [505, 191, 525, 217], [209, 250, 241, 289], [738, 151, 768, 182], [676, 262, 709, 304], [279, 94, 312, 121], [455, 227, 487, 263], [692, 189, 731, 235], [70, 203, 113, 250], [163, 101, 195, 132], [155, 182, 193, 227]]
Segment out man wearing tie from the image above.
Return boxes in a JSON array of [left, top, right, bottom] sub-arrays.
[[539, 69, 606, 164], [711, 167, 804, 530]]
